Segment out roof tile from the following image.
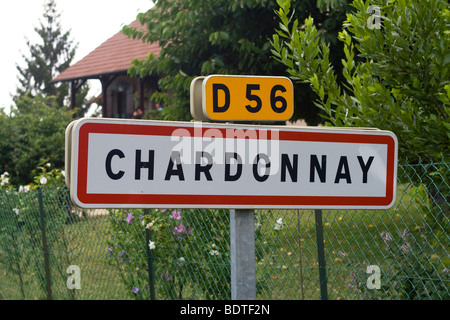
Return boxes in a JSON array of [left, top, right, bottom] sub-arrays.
[[52, 20, 160, 82]]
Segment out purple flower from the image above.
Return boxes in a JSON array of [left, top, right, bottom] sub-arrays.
[[398, 228, 409, 242], [170, 210, 181, 220], [139, 215, 144, 220], [381, 231, 393, 245], [161, 272, 171, 281], [400, 243, 410, 254], [126, 212, 134, 224], [132, 287, 140, 294], [107, 247, 113, 253], [174, 223, 185, 234]]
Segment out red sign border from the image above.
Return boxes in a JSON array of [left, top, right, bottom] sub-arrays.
[[71, 119, 397, 209]]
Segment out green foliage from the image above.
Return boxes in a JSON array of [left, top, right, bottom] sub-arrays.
[[106, 208, 231, 300], [272, 0, 450, 162], [123, 0, 351, 124], [0, 94, 73, 186], [0, 186, 76, 299]]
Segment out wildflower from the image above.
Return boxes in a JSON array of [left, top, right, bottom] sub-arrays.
[[1, 173, 9, 186], [381, 231, 393, 245], [139, 215, 144, 221], [24, 185, 30, 192], [209, 250, 219, 256], [40, 176, 47, 185], [337, 250, 347, 257], [146, 221, 155, 229], [126, 211, 134, 224], [170, 210, 181, 220], [13, 208, 19, 215], [61, 171, 65, 177], [179, 257, 185, 263], [161, 272, 171, 281], [46, 163, 51, 168], [131, 287, 140, 294], [119, 251, 126, 258], [148, 240, 156, 250], [274, 218, 284, 230], [398, 228, 409, 242], [399, 243, 410, 254], [174, 223, 186, 234]]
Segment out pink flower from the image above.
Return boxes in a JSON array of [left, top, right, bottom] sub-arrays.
[[400, 243, 410, 254], [381, 231, 393, 244], [170, 210, 181, 220], [174, 223, 185, 234], [126, 212, 134, 224]]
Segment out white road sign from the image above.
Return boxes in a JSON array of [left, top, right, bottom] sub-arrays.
[[67, 118, 398, 209]]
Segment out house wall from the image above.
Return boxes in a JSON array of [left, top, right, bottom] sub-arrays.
[[104, 75, 160, 119]]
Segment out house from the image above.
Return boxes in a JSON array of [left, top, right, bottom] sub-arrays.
[[52, 20, 161, 118]]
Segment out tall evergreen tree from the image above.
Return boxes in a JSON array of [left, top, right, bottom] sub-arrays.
[[16, 0, 83, 108]]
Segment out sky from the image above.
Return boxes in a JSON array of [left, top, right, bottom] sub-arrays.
[[0, 0, 154, 113]]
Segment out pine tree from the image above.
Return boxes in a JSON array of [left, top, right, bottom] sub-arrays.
[[16, 0, 80, 108]]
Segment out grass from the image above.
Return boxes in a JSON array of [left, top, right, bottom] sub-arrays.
[[0, 183, 448, 300]]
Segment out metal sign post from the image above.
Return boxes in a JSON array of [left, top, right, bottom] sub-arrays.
[[230, 209, 256, 300]]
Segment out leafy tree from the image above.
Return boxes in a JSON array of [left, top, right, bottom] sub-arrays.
[[16, 0, 89, 109], [0, 94, 73, 186], [271, 0, 449, 163], [123, 0, 352, 124], [272, 0, 449, 250]]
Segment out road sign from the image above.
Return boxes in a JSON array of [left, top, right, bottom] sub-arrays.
[[190, 75, 294, 122], [67, 118, 397, 209]]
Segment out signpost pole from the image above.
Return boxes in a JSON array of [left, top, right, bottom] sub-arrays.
[[230, 209, 256, 300]]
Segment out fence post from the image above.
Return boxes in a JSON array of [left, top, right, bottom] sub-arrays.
[[144, 209, 156, 300], [315, 209, 328, 300], [230, 209, 256, 300], [38, 188, 52, 300]]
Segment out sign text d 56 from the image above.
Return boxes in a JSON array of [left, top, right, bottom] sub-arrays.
[[202, 75, 294, 121]]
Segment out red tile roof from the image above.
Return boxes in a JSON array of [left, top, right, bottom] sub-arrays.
[[52, 20, 160, 82]]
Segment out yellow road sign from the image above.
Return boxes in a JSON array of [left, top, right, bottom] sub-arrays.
[[198, 75, 294, 121]]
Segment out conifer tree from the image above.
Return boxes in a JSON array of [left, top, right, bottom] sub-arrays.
[[16, 0, 83, 108]]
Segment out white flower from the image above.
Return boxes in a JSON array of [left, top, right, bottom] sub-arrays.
[[24, 185, 30, 192], [40, 177, 47, 185], [146, 221, 155, 229], [209, 250, 219, 256], [148, 240, 156, 250], [61, 171, 65, 177], [274, 218, 284, 230], [1, 172, 9, 186], [46, 163, 51, 168], [19, 186, 24, 192], [13, 208, 20, 215]]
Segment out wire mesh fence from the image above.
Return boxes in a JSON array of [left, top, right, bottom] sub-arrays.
[[0, 160, 448, 300]]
